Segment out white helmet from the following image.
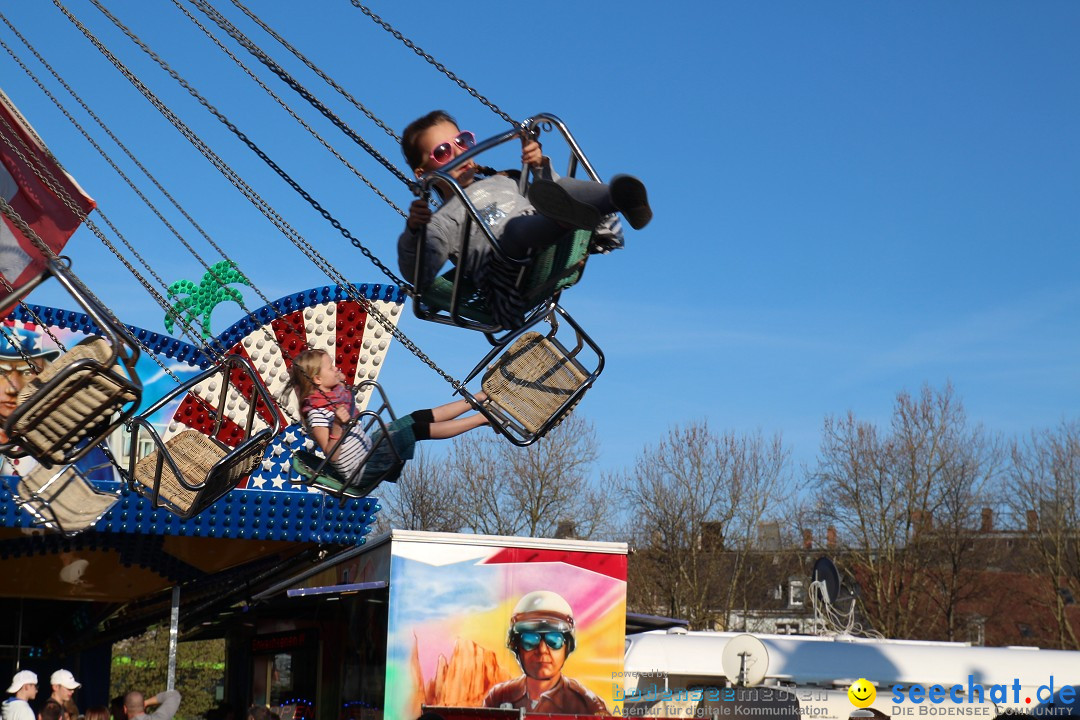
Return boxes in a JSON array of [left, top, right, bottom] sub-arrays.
[[507, 590, 576, 657]]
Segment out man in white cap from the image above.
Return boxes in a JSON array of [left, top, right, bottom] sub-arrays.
[[2, 670, 37, 720], [48, 670, 80, 720]]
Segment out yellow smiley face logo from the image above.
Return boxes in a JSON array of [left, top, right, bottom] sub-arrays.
[[848, 678, 876, 708]]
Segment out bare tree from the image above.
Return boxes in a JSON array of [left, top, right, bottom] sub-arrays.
[[619, 422, 788, 629], [449, 414, 611, 539], [377, 446, 465, 533], [810, 383, 1001, 640], [1006, 421, 1080, 649]]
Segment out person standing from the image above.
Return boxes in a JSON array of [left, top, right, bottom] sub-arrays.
[[122, 691, 181, 720], [46, 671, 79, 720], [2, 671, 37, 720]]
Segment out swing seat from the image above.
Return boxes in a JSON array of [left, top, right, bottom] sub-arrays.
[[131, 429, 229, 517], [131, 428, 269, 519], [16, 463, 119, 535], [290, 449, 401, 499], [413, 114, 606, 338], [7, 336, 139, 466], [126, 355, 281, 519], [481, 330, 590, 435], [421, 228, 592, 330]]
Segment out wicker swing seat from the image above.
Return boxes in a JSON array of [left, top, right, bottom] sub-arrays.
[[16, 463, 118, 535], [481, 331, 589, 435], [131, 428, 252, 518], [9, 336, 138, 465]]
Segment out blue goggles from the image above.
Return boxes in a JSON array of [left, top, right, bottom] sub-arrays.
[[516, 631, 567, 652]]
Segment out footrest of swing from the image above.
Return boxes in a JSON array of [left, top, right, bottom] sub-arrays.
[[481, 331, 589, 435], [132, 429, 229, 515], [290, 450, 390, 499], [12, 337, 137, 462]]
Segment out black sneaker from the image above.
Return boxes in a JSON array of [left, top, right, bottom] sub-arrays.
[[610, 174, 652, 230], [528, 179, 602, 230]]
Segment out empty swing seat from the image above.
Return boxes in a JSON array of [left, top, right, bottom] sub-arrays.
[[8, 336, 139, 465], [481, 331, 590, 436], [126, 355, 281, 519], [131, 429, 228, 517], [131, 427, 270, 520], [16, 464, 118, 535]]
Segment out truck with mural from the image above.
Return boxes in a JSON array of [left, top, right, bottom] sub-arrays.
[[257, 530, 628, 720]]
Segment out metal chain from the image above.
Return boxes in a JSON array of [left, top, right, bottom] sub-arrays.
[[350, 2, 520, 129], [184, 0, 415, 190], [1, 193, 241, 427], [0, 12, 281, 313], [228, 0, 401, 142], [0, 105, 219, 360], [0, 27, 315, 423], [0, 37, 178, 297], [0, 44, 311, 426], [0, 33, 305, 407], [54, 0, 464, 391], [170, 0, 404, 217], [87, 0, 412, 291]]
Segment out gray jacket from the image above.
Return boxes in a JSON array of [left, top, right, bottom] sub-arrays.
[[130, 690, 181, 720], [397, 172, 540, 292]]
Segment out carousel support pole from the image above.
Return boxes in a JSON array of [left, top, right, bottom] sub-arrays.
[[15, 597, 23, 669], [167, 586, 180, 690]]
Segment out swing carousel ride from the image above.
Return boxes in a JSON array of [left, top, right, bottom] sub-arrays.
[[0, 2, 623, 662]]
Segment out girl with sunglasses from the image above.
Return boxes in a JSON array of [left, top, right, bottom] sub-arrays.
[[398, 110, 652, 328]]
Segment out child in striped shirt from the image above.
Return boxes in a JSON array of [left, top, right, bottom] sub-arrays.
[[289, 349, 487, 485]]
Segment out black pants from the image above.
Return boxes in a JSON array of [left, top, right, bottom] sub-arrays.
[[500, 177, 615, 259]]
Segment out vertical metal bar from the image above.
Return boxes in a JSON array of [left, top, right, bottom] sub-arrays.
[[167, 585, 180, 690], [15, 597, 24, 670]]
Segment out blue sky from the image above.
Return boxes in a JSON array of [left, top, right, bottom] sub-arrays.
[[1, 1, 1077, 479]]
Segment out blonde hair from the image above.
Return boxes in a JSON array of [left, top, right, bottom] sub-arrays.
[[289, 348, 328, 405]]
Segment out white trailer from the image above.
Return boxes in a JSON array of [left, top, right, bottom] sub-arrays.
[[621, 629, 1080, 719]]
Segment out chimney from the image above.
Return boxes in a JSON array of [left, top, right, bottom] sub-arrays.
[[701, 521, 724, 551], [1026, 509, 1038, 533], [980, 508, 993, 533], [554, 520, 577, 539], [802, 529, 813, 550], [911, 509, 933, 534], [826, 526, 837, 549]]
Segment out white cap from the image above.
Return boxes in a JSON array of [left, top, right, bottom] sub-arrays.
[[50, 670, 81, 690], [6, 670, 37, 694]]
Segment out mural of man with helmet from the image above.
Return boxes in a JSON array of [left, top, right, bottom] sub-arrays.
[[483, 590, 610, 714]]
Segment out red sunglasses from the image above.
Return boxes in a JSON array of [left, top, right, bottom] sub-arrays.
[[429, 131, 476, 166]]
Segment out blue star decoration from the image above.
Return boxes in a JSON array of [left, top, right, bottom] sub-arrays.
[[247, 423, 319, 492]]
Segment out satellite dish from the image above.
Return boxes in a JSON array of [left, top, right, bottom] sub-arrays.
[[721, 634, 769, 686], [812, 556, 841, 604]]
